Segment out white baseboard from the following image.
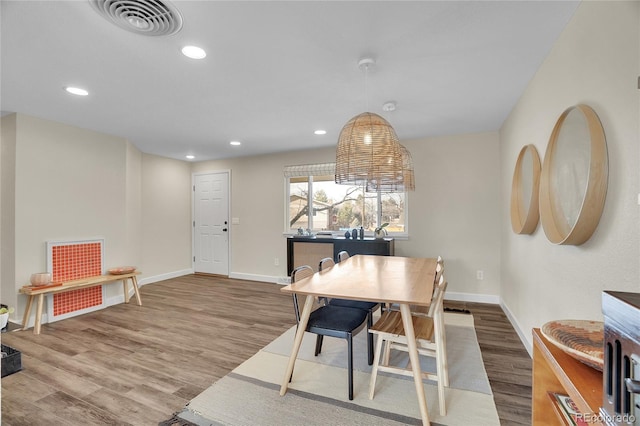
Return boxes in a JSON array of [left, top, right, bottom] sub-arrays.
[[445, 292, 532, 357], [137, 268, 193, 286], [228, 272, 286, 284], [445, 291, 500, 305], [500, 299, 533, 357]]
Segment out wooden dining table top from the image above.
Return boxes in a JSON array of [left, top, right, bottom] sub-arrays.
[[281, 254, 437, 306]]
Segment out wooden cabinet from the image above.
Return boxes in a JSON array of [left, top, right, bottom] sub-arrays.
[[286, 237, 394, 275], [533, 328, 603, 425]]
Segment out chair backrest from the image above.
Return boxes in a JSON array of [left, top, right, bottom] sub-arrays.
[[337, 251, 350, 262], [318, 257, 335, 271], [292, 265, 314, 282], [408, 256, 444, 315], [434, 256, 444, 285], [428, 273, 447, 318], [291, 265, 314, 323]]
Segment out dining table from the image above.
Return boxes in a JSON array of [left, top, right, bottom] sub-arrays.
[[279, 254, 437, 426]]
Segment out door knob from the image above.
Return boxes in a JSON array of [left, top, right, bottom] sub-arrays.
[[223, 228, 228, 232]]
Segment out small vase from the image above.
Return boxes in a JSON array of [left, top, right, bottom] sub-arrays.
[[374, 229, 387, 239], [0, 313, 8, 330]]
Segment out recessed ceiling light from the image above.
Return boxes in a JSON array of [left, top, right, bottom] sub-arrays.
[[185, 155, 195, 160], [314, 130, 327, 135], [181, 45, 206, 59], [230, 141, 241, 146], [64, 86, 89, 96]]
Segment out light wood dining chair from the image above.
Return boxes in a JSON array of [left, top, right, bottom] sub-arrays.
[[319, 252, 378, 365], [368, 273, 449, 416], [386, 256, 444, 316], [290, 265, 369, 400]]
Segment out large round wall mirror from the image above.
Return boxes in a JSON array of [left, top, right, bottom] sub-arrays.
[[539, 104, 608, 245], [510, 144, 541, 234]]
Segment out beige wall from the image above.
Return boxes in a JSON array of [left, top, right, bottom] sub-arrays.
[[0, 114, 193, 324], [140, 153, 192, 278], [499, 1, 640, 351], [1, 114, 17, 310], [11, 114, 133, 318], [192, 147, 336, 282], [192, 131, 502, 300], [402, 132, 501, 300]]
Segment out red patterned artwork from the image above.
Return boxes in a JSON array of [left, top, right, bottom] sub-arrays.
[[51, 241, 103, 316], [54, 286, 102, 316], [51, 242, 102, 282]]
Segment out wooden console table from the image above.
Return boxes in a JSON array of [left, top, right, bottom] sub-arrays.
[[532, 328, 603, 425], [19, 272, 141, 335], [286, 236, 394, 274]]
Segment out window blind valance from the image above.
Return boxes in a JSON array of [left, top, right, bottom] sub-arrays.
[[283, 163, 336, 178]]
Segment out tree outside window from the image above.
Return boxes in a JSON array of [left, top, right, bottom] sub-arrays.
[[287, 172, 407, 235]]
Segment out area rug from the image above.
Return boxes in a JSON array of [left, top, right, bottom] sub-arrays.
[[173, 312, 499, 426]]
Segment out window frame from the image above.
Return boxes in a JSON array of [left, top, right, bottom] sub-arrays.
[[284, 164, 408, 238]]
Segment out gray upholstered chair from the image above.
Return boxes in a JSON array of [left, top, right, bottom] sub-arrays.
[[319, 252, 379, 365], [290, 265, 369, 400]]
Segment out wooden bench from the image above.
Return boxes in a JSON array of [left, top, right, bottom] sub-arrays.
[[19, 272, 141, 335]]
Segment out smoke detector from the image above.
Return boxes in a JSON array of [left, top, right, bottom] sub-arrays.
[[382, 101, 397, 112], [90, 0, 183, 36]]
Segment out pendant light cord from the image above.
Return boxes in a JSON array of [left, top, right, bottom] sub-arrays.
[[364, 63, 369, 112]]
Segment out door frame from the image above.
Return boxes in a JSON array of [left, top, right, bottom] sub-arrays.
[[192, 170, 232, 276]]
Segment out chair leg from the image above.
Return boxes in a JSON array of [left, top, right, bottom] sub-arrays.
[[383, 339, 392, 366], [369, 333, 385, 400], [314, 334, 324, 356], [367, 311, 374, 365], [441, 322, 450, 387], [436, 315, 447, 415], [347, 334, 354, 400]]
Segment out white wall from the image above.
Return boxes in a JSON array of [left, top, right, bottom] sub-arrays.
[[500, 1, 640, 352], [192, 131, 502, 300]]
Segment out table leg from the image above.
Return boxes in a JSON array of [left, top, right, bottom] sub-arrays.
[[131, 276, 142, 306], [21, 295, 34, 331], [400, 303, 430, 426], [280, 294, 314, 396], [34, 294, 45, 335], [123, 279, 129, 303]]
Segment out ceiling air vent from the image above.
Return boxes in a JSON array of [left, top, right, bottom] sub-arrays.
[[90, 0, 183, 36]]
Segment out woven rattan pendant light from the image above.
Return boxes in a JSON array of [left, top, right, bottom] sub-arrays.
[[335, 58, 405, 189], [366, 143, 415, 192]]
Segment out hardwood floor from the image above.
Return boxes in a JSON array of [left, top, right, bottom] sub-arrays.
[[1, 275, 531, 425], [445, 300, 532, 425]]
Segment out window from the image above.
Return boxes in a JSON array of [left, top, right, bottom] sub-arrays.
[[285, 163, 407, 235]]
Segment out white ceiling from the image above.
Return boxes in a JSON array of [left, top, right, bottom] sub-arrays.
[[1, 1, 579, 162]]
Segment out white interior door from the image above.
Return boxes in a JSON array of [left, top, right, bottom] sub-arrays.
[[194, 172, 229, 275]]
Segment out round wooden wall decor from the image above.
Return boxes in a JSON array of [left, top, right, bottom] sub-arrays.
[[539, 104, 608, 245], [510, 144, 541, 234]]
